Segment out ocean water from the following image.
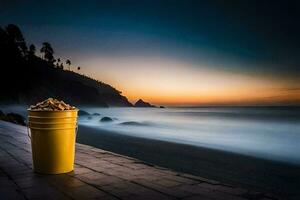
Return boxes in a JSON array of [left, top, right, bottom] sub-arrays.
[[79, 107, 300, 165]]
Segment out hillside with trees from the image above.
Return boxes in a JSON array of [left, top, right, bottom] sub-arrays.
[[0, 24, 132, 107]]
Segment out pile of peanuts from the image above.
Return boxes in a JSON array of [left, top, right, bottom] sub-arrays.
[[29, 98, 76, 111]]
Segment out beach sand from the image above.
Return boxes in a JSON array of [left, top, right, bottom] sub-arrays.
[[77, 125, 300, 198]]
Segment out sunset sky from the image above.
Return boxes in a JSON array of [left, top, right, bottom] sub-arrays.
[[1, 0, 300, 105]]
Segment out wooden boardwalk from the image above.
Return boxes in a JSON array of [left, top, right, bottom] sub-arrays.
[[0, 121, 278, 200]]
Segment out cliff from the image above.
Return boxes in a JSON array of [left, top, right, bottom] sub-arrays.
[[0, 56, 133, 107], [0, 24, 132, 107]]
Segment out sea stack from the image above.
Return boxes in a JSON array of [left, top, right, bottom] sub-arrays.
[[134, 99, 155, 107]]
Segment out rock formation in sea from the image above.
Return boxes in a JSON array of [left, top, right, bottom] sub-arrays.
[[100, 117, 113, 122], [134, 99, 156, 107]]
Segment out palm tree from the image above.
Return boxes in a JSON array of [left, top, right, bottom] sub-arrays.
[[66, 59, 71, 70], [56, 58, 61, 68], [28, 44, 36, 57], [40, 42, 54, 64]]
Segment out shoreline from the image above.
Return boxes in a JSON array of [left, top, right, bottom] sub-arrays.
[[77, 125, 300, 198]]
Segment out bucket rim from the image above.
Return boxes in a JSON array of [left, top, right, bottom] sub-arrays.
[[28, 116, 78, 119], [27, 109, 79, 112], [28, 121, 77, 125], [28, 127, 77, 130]]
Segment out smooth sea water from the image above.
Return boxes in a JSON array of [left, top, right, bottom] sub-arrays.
[[79, 106, 300, 165], [2, 105, 299, 165]]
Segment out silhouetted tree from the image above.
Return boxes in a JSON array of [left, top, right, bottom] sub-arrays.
[[5, 24, 27, 57], [66, 59, 71, 70], [40, 42, 54, 64], [77, 66, 81, 71], [56, 58, 61, 68], [28, 44, 36, 56], [60, 63, 64, 70]]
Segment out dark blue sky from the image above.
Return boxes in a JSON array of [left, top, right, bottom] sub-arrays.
[[1, 0, 300, 75]]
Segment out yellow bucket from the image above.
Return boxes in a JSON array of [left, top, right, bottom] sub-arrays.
[[28, 109, 78, 174]]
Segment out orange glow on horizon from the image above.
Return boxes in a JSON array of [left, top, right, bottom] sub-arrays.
[[79, 56, 300, 106], [124, 85, 300, 106]]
